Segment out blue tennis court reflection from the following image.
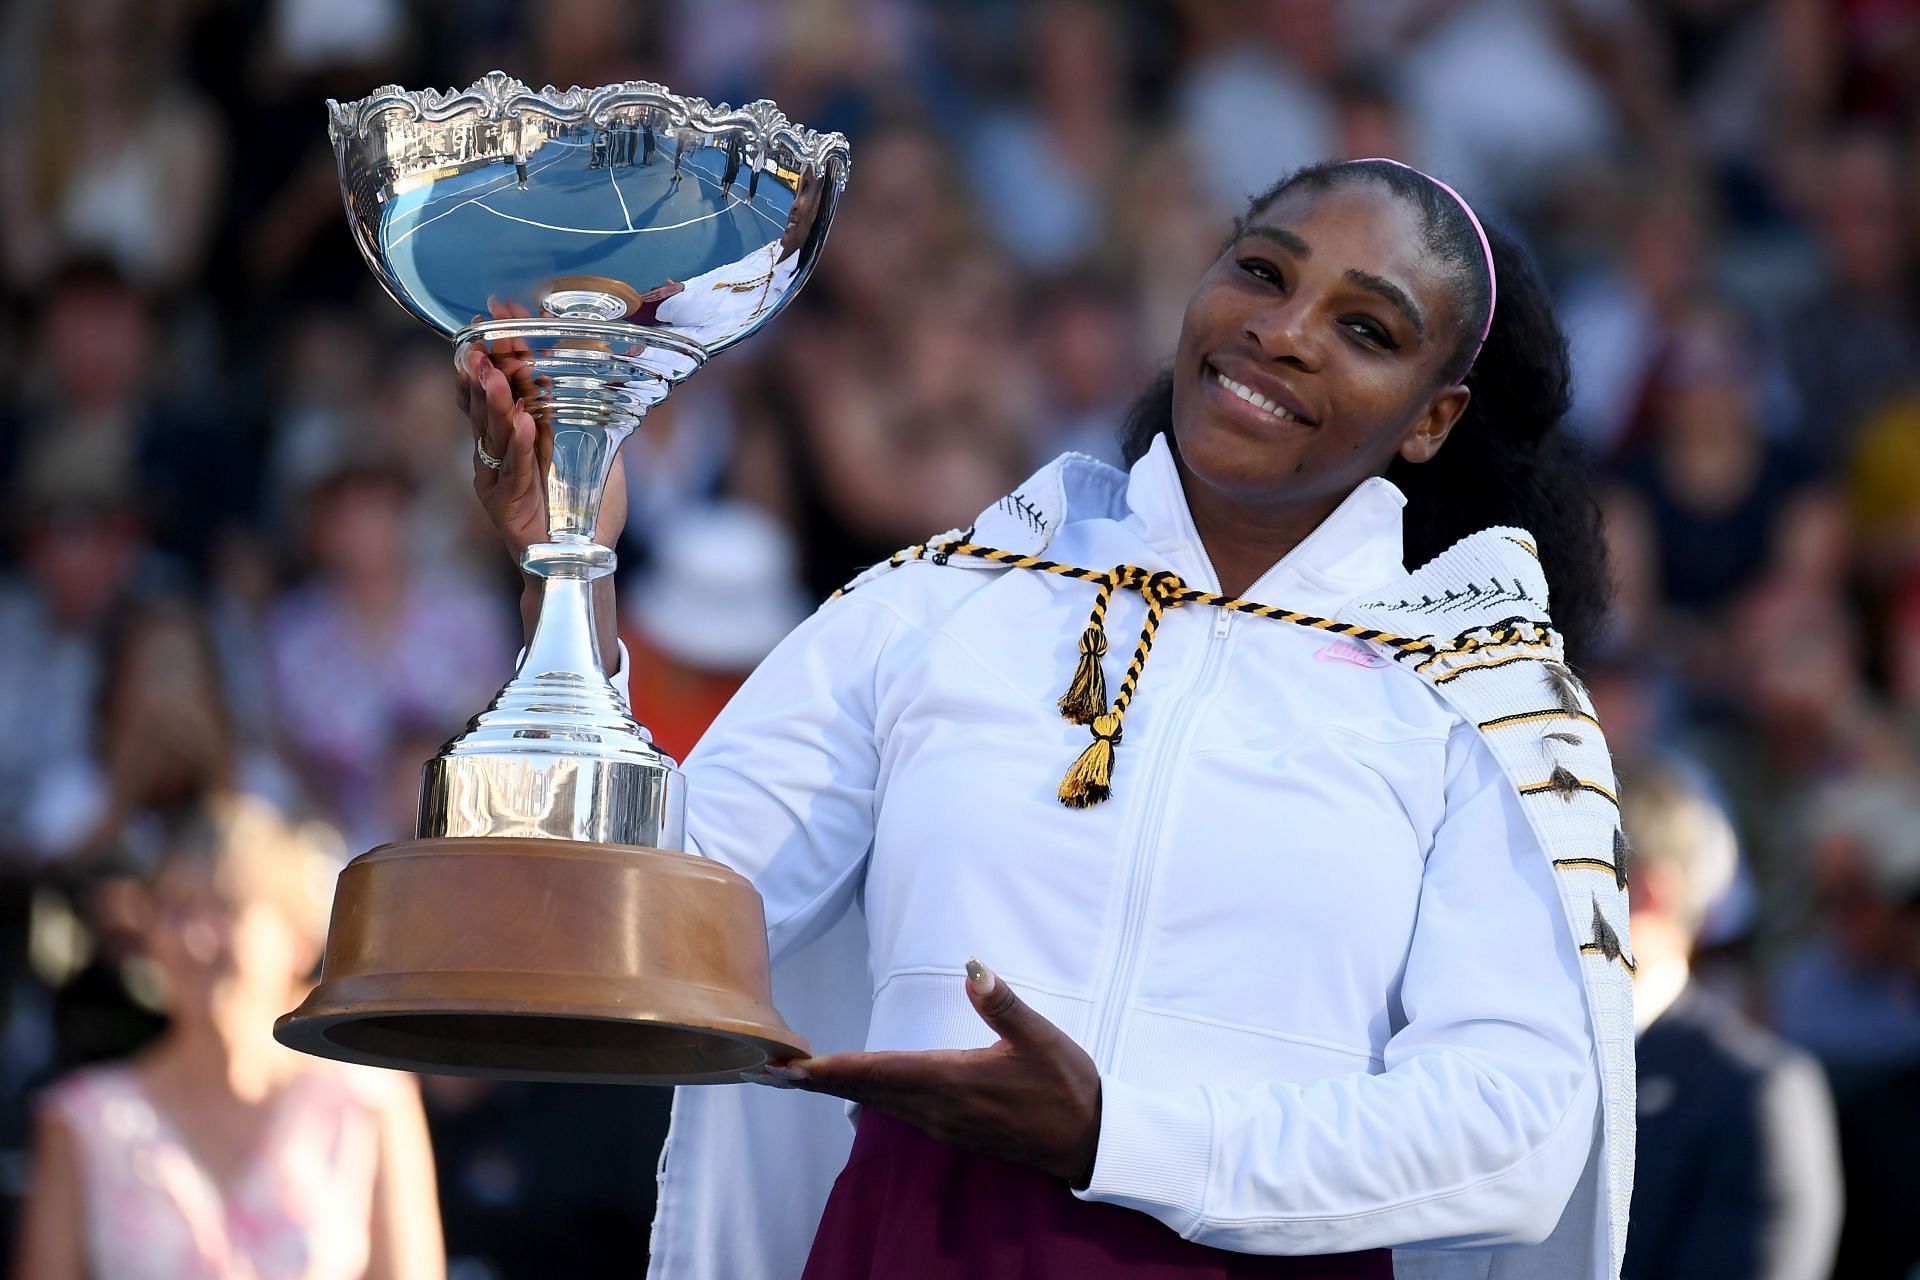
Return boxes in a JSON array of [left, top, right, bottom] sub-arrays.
[[379, 130, 797, 336]]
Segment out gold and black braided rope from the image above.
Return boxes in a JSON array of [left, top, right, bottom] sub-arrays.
[[836, 537, 1559, 808], [838, 539, 1441, 656]]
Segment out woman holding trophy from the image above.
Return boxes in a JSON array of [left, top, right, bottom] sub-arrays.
[[464, 158, 1628, 1279]]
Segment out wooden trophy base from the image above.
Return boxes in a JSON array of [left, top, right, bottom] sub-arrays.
[[274, 838, 808, 1085]]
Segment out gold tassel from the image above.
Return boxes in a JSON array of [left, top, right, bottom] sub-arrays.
[[1057, 626, 1109, 724], [1058, 713, 1122, 808]]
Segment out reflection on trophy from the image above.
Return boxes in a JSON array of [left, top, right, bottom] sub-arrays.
[[274, 72, 849, 1084]]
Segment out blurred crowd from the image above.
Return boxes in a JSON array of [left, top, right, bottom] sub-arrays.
[[2, 0, 1919, 1276]]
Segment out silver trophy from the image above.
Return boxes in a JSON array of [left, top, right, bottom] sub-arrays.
[[275, 72, 848, 1083]]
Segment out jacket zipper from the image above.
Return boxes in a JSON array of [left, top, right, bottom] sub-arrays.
[[1089, 616, 1231, 1068], [1086, 474, 1382, 1066]]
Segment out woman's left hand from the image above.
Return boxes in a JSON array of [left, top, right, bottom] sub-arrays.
[[755, 959, 1103, 1187]]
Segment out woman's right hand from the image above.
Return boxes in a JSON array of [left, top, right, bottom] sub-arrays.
[[454, 306, 627, 664], [453, 305, 629, 571], [456, 315, 544, 568]]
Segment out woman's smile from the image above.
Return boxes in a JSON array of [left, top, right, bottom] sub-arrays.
[[1201, 357, 1319, 431]]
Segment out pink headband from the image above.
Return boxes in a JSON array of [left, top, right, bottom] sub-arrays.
[[1356, 157, 1496, 383]]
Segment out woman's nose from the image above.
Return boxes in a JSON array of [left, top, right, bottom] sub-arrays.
[[1243, 299, 1321, 371]]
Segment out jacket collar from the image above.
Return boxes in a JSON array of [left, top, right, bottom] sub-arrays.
[[1121, 434, 1408, 614]]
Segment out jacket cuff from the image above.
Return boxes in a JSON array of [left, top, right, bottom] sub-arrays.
[[1072, 1076, 1213, 1236]]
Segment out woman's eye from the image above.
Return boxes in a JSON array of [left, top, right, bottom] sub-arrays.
[[1237, 258, 1280, 285], [1344, 318, 1396, 349]]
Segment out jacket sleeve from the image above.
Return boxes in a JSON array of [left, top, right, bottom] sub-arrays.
[[680, 592, 922, 964], [1075, 722, 1599, 1254]]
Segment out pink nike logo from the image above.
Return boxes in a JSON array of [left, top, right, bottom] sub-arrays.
[[1314, 640, 1388, 669]]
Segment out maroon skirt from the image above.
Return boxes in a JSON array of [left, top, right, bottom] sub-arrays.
[[802, 1110, 1394, 1279]]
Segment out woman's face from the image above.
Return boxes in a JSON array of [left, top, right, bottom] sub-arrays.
[[1171, 182, 1470, 516], [144, 861, 315, 1012]]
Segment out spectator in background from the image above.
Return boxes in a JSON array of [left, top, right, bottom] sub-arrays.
[[620, 502, 809, 763], [753, 232, 1033, 597], [21, 598, 298, 871], [1620, 758, 1842, 1280], [1023, 270, 1145, 467], [1107, 133, 1231, 363], [1385, 0, 1623, 209], [1773, 776, 1920, 1083], [1634, 0, 1793, 221], [217, 0, 412, 313], [617, 381, 756, 576], [1774, 779, 1920, 1279], [0, 440, 161, 849], [13, 796, 443, 1280], [1892, 574, 1920, 731], [1172, 0, 1338, 209], [1561, 184, 1713, 459], [1609, 300, 1828, 696], [6, 257, 254, 580], [806, 118, 974, 335], [1808, 0, 1920, 123], [1329, 61, 1411, 161], [965, 0, 1130, 271], [0, 0, 223, 294], [264, 456, 514, 851], [521, 0, 658, 96], [1784, 129, 1919, 467], [262, 305, 389, 526]]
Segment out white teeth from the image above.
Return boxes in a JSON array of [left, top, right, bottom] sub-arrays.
[[1213, 370, 1300, 423]]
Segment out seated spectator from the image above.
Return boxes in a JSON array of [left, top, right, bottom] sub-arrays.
[[1613, 300, 1821, 621], [0, 0, 223, 293], [0, 438, 163, 849], [7, 257, 256, 580], [965, 0, 1129, 271], [620, 502, 808, 762], [1622, 759, 1842, 1280], [1771, 778, 1920, 1277], [1607, 300, 1842, 725], [13, 796, 443, 1279], [265, 454, 515, 850], [1773, 777, 1920, 1081], [23, 596, 299, 868], [1023, 270, 1145, 468], [1783, 130, 1918, 466]]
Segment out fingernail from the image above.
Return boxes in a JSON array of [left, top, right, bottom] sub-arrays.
[[966, 957, 995, 995], [739, 1068, 799, 1089], [763, 1062, 808, 1082]]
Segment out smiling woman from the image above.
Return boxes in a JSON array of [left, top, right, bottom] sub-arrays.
[[469, 158, 1628, 1280], [1127, 159, 1607, 656]]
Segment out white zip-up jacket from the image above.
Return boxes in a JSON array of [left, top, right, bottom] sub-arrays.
[[648, 437, 1633, 1279]]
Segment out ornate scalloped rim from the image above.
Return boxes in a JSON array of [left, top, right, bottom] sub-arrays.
[[326, 69, 850, 184]]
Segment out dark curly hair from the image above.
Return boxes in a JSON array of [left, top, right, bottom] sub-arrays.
[[1120, 159, 1610, 663]]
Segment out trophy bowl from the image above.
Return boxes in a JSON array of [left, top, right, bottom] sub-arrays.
[[274, 72, 849, 1084]]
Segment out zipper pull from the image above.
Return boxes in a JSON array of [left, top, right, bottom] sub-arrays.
[[1214, 607, 1232, 639]]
